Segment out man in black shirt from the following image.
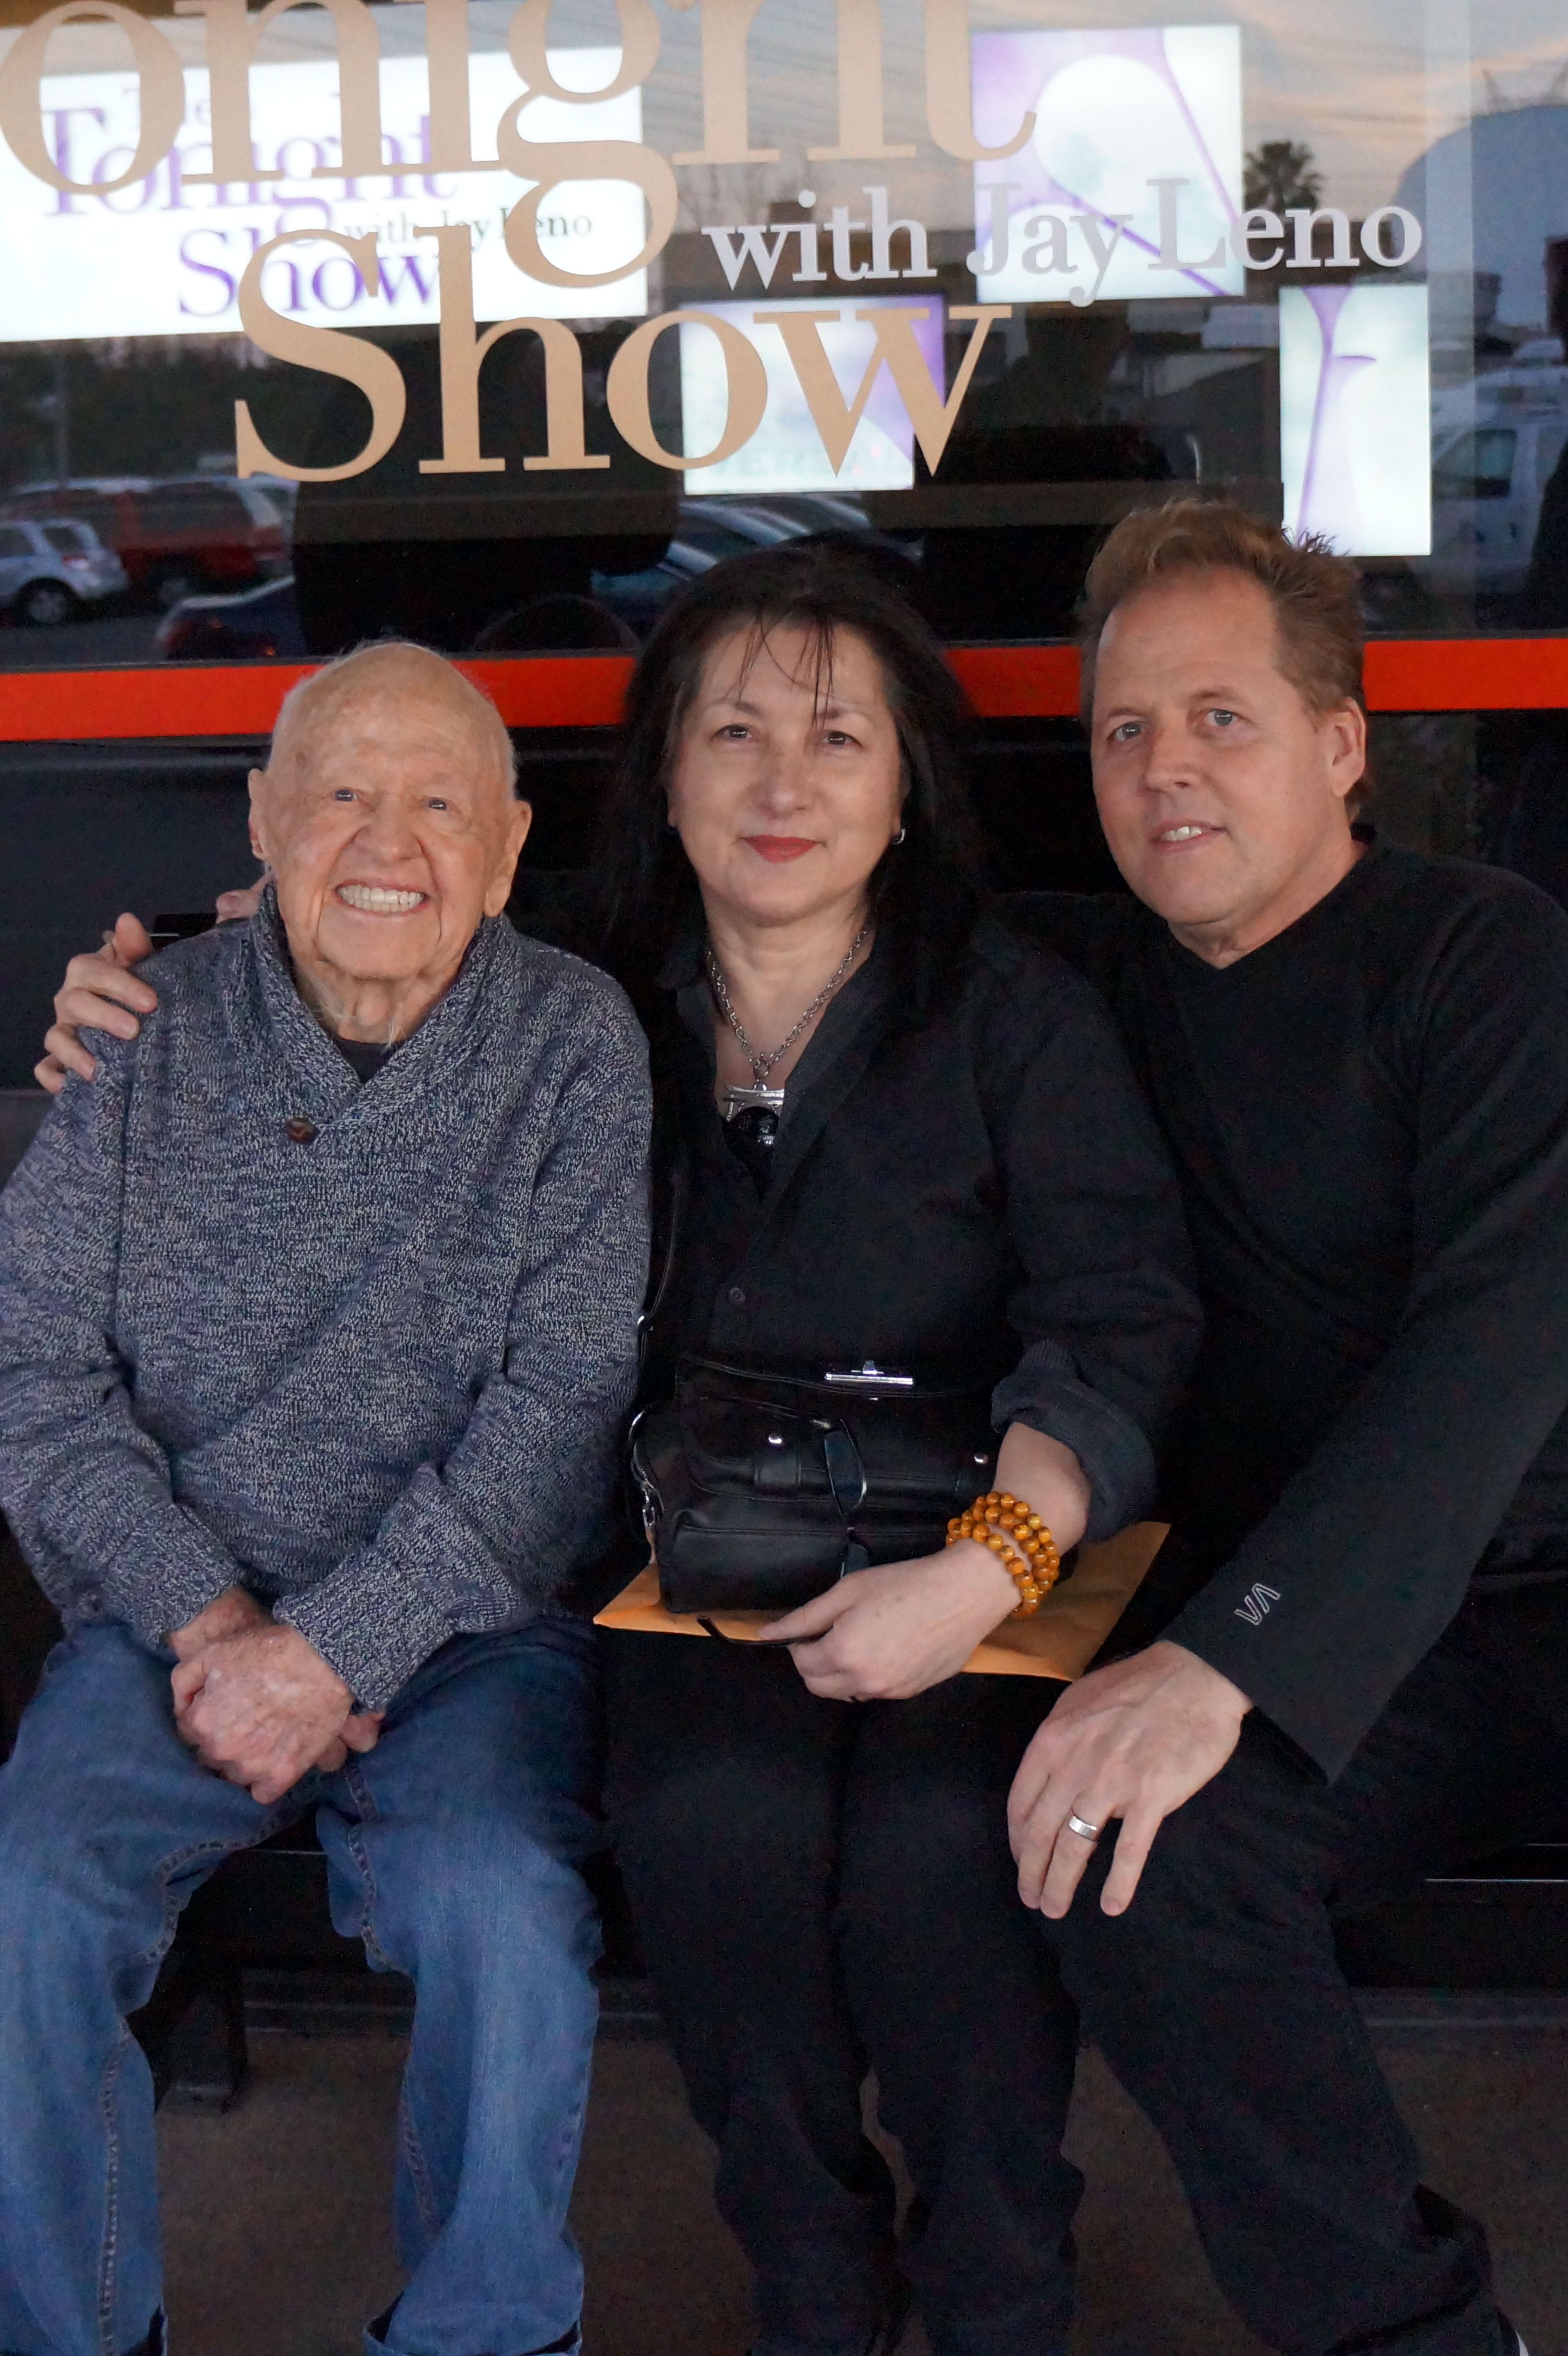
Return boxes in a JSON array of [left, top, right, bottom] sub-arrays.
[[1007, 501, 1568, 2356]]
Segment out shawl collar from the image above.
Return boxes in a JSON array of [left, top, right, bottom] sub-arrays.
[[237, 884, 513, 1128]]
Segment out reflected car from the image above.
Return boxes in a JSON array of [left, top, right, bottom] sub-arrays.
[[155, 573, 306, 660], [591, 496, 905, 640], [6, 476, 290, 609], [0, 518, 129, 626], [711, 493, 884, 540], [591, 512, 771, 640], [1416, 365, 1568, 603]]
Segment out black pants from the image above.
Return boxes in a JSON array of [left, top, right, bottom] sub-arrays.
[[1049, 1583, 1568, 2356], [602, 1634, 1081, 2356]]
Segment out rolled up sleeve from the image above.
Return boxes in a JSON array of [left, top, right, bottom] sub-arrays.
[[980, 944, 1202, 1541], [992, 1340, 1161, 1541]]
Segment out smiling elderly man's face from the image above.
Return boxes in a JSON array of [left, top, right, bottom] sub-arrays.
[[249, 647, 530, 1035]]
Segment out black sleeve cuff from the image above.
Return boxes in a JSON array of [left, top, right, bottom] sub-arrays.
[[992, 1340, 1159, 1542], [1160, 1573, 1404, 1783]]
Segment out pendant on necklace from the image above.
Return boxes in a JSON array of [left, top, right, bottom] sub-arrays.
[[724, 1080, 786, 1121]]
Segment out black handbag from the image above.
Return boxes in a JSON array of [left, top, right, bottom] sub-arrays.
[[630, 1355, 1000, 1616]]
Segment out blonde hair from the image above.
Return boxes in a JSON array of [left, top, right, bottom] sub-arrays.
[[1078, 500, 1365, 723]]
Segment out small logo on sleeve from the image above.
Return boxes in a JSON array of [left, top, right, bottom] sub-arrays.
[[1234, 1583, 1281, 1627]]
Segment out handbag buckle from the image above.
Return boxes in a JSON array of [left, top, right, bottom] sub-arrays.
[[822, 1361, 914, 1390]]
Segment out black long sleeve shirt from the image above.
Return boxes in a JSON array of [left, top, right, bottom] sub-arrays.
[[1012, 845, 1568, 1777], [639, 912, 1202, 1544]]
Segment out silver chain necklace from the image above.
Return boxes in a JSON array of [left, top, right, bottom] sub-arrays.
[[705, 925, 870, 1121]]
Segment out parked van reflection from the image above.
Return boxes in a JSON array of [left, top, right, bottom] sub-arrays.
[[1418, 356, 1568, 614]]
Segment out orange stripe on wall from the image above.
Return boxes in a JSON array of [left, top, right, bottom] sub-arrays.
[[0, 656, 637, 744], [0, 662, 319, 742], [3, 639, 1568, 742], [946, 644, 1081, 717], [1362, 638, 1568, 712], [462, 655, 634, 728]]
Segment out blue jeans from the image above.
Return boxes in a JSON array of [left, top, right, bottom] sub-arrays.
[[0, 1617, 604, 2356]]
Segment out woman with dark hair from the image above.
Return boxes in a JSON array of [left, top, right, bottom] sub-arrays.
[[590, 545, 991, 1006], [39, 543, 1200, 2356]]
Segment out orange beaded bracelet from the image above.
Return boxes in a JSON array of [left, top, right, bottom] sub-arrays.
[[945, 1490, 1062, 1618]]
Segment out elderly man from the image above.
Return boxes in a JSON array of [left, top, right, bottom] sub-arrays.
[[0, 643, 650, 2356]]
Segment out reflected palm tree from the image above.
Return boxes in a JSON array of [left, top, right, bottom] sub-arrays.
[[1243, 140, 1324, 214]]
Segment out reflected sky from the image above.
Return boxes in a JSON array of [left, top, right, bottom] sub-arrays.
[[1, 0, 1563, 238]]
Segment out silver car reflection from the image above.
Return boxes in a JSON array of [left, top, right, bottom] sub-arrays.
[[0, 518, 130, 627]]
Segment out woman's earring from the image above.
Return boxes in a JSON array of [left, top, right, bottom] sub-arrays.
[[892, 826, 907, 846]]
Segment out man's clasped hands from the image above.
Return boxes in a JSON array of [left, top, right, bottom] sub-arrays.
[[167, 1588, 383, 1805]]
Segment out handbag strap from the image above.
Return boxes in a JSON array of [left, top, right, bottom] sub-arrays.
[[638, 1150, 689, 1374]]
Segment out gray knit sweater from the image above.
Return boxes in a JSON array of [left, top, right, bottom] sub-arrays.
[[0, 892, 651, 1708]]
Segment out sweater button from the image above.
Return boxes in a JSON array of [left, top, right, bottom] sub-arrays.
[[727, 1284, 746, 1306], [285, 1117, 318, 1144]]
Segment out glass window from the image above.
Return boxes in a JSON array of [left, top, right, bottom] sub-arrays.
[[1432, 429, 1517, 500], [0, 0, 1562, 663], [40, 523, 90, 554], [0, 528, 33, 558], [671, 516, 774, 562]]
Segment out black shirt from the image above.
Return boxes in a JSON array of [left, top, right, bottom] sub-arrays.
[[1013, 845, 1568, 1776], [332, 1033, 398, 1083], [640, 913, 1202, 1545]]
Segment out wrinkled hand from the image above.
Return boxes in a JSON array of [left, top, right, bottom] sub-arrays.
[[37, 913, 158, 1092], [759, 1542, 1021, 1700], [1008, 1641, 1251, 1919], [171, 1621, 356, 1804], [167, 1583, 270, 1662], [310, 1708, 386, 1775], [36, 881, 269, 1092], [168, 1590, 380, 1775]]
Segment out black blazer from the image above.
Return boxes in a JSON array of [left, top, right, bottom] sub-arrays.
[[637, 909, 1201, 1545]]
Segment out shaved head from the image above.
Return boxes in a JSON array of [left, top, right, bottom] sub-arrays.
[[269, 642, 516, 799]]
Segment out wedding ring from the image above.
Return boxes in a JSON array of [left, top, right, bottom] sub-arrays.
[[1065, 1813, 1102, 1843]]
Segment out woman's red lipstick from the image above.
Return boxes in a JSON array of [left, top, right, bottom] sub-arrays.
[[745, 835, 818, 861]]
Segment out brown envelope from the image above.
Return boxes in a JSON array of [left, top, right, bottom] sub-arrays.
[[594, 1523, 1168, 1681]]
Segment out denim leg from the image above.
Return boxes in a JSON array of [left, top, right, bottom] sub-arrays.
[[315, 1621, 603, 2356], [0, 1625, 305, 2356]]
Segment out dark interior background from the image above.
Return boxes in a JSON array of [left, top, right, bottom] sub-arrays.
[[5, 701, 1562, 1088], [0, 716, 1125, 1088]]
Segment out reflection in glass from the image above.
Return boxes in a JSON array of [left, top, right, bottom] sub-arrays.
[[0, 0, 1560, 664], [1280, 282, 1431, 554], [971, 26, 1243, 307], [681, 299, 944, 493]]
